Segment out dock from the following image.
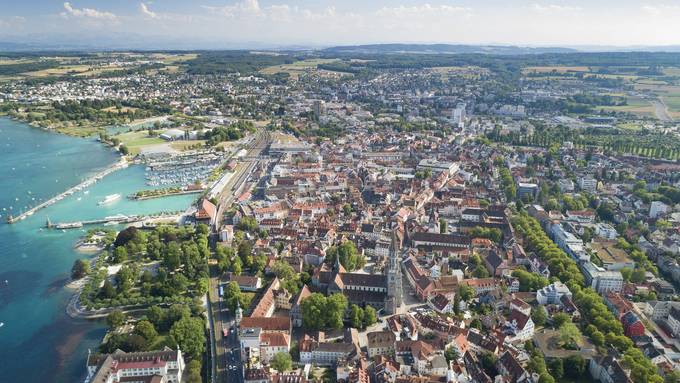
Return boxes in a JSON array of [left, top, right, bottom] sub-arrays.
[[6, 158, 128, 224], [47, 211, 183, 230]]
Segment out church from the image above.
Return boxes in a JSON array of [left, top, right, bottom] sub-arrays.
[[311, 230, 403, 314]]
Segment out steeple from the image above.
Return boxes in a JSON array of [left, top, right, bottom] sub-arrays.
[[385, 229, 403, 315]]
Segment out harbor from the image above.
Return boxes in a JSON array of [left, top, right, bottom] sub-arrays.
[[45, 211, 184, 230], [5, 157, 129, 224]]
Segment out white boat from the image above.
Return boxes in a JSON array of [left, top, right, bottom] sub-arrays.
[[83, 190, 90, 195], [0, 322, 4, 328], [98, 194, 121, 205]]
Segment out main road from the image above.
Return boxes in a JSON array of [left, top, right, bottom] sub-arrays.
[[206, 129, 271, 383]]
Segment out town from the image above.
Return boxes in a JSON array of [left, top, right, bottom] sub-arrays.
[[3, 47, 680, 383]]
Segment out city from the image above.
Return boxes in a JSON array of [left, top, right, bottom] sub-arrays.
[[1, 2, 680, 383]]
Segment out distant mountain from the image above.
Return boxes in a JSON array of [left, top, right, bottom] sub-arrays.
[[323, 44, 578, 55]]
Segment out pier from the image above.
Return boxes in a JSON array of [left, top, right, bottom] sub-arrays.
[[6, 158, 129, 224], [47, 211, 183, 230]]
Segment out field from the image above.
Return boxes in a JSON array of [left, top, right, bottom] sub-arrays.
[[260, 58, 342, 78], [170, 140, 205, 151], [116, 131, 165, 154], [599, 96, 655, 117]]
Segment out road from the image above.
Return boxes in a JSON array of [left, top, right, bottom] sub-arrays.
[[206, 129, 271, 383], [652, 98, 673, 122]]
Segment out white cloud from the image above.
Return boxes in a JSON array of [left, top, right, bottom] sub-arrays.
[[202, 0, 263, 18], [140, 3, 159, 19], [376, 4, 472, 18], [642, 4, 680, 15], [532, 4, 582, 12], [61, 2, 117, 20]]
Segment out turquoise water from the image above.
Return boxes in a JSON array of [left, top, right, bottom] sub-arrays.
[[0, 118, 196, 382]]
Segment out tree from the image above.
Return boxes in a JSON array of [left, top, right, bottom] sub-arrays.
[[552, 312, 570, 328], [630, 268, 646, 283], [71, 259, 90, 279], [458, 285, 474, 301], [100, 279, 117, 299], [326, 293, 348, 329], [119, 145, 130, 155], [170, 317, 205, 359], [134, 320, 158, 343], [549, 359, 564, 380], [558, 322, 581, 349], [363, 306, 377, 328], [445, 346, 460, 362], [621, 267, 633, 282], [326, 241, 365, 271], [271, 351, 292, 372], [439, 219, 448, 234], [147, 306, 165, 329], [112, 246, 128, 263], [271, 260, 295, 280], [185, 359, 202, 383], [564, 355, 585, 379], [532, 307, 547, 327], [107, 310, 125, 329], [349, 304, 364, 329]]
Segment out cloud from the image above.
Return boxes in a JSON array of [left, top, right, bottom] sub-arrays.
[[61, 2, 117, 20], [642, 4, 680, 16], [140, 3, 159, 19], [376, 4, 472, 18], [202, 0, 263, 18], [531, 4, 582, 12]]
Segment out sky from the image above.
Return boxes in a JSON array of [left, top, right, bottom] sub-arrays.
[[2, 0, 680, 49]]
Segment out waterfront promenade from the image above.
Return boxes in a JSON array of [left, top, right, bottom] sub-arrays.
[[6, 157, 128, 224]]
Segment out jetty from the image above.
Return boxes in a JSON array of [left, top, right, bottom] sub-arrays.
[[47, 211, 182, 230], [6, 158, 129, 224]]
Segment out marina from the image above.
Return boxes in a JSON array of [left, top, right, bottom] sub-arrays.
[[5, 158, 129, 224], [144, 150, 223, 186]]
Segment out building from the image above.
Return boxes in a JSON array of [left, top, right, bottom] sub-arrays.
[[411, 232, 471, 250], [591, 240, 634, 271], [385, 230, 404, 315], [621, 311, 645, 338], [536, 281, 572, 305], [517, 182, 539, 200], [502, 309, 535, 342], [85, 347, 185, 383], [582, 262, 623, 294], [650, 201, 670, 219], [416, 159, 459, 176], [578, 176, 598, 193], [367, 331, 397, 358]]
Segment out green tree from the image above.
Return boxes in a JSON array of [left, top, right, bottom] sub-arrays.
[[532, 307, 547, 327], [564, 355, 585, 379], [134, 320, 158, 343], [271, 351, 292, 372], [445, 346, 460, 362], [349, 304, 364, 329], [170, 317, 205, 359], [185, 359, 202, 383], [107, 310, 126, 329], [552, 312, 570, 328], [112, 246, 128, 263], [630, 268, 646, 283], [363, 306, 377, 328], [549, 359, 564, 380], [71, 259, 90, 279], [558, 322, 581, 349], [439, 219, 448, 234]]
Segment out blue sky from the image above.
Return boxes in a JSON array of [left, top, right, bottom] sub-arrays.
[[1, 1, 680, 48]]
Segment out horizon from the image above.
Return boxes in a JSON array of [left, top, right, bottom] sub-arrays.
[[3, 1, 680, 50]]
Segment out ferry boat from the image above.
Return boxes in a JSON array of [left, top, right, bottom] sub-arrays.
[[98, 194, 121, 205]]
